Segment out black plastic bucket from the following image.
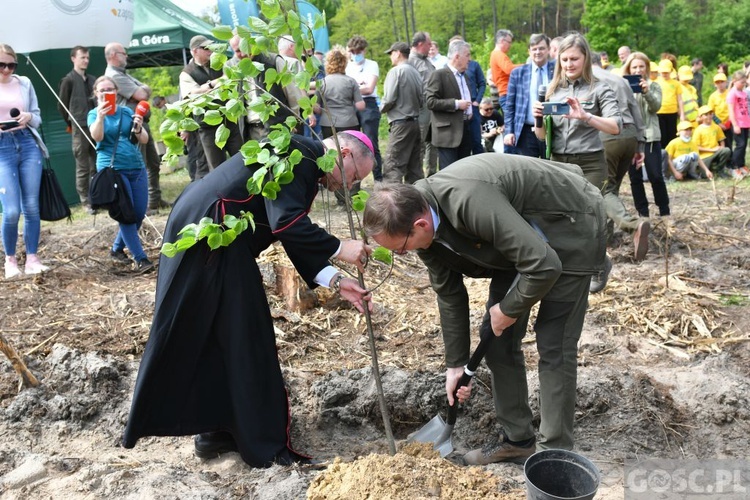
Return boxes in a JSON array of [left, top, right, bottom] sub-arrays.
[[524, 449, 600, 500]]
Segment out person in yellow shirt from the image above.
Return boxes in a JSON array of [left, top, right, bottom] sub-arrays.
[[693, 105, 731, 174], [665, 121, 713, 180], [657, 59, 685, 143], [678, 66, 699, 124], [708, 72, 732, 149]]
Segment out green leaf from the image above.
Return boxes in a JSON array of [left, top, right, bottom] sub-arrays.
[[351, 190, 370, 212], [265, 67, 278, 84], [198, 223, 221, 240], [221, 230, 237, 246], [221, 214, 237, 228], [312, 13, 327, 31], [267, 16, 287, 36], [179, 118, 200, 132], [207, 232, 223, 250], [212, 25, 234, 41], [203, 110, 224, 126], [162, 135, 185, 152], [372, 246, 393, 265], [277, 171, 294, 185], [262, 181, 281, 199], [166, 108, 184, 120], [210, 51, 227, 72], [215, 123, 230, 149], [257, 148, 271, 164], [288, 148, 303, 166], [249, 17, 268, 32]]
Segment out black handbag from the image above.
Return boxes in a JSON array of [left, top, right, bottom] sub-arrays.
[[39, 161, 71, 222], [88, 115, 138, 225]]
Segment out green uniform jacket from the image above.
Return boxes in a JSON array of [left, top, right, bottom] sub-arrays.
[[414, 154, 607, 367]]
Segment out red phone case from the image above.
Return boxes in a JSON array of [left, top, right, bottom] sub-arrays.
[[104, 93, 116, 115]]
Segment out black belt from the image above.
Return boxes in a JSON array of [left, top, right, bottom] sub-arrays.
[[363, 96, 377, 101], [390, 116, 418, 125]]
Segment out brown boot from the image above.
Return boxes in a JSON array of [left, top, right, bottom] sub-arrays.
[[633, 219, 650, 261], [463, 431, 536, 465]]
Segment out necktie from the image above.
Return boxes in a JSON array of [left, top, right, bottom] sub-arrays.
[[535, 67, 544, 102]]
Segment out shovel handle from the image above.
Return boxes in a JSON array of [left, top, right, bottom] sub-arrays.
[[446, 328, 495, 426], [445, 274, 519, 427]]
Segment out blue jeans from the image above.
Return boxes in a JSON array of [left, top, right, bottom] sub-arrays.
[[357, 97, 382, 180], [0, 129, 43, 256], [112, 168, 148, 262]]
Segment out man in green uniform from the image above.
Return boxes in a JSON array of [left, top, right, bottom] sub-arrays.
[[363, 154, 607, 464]]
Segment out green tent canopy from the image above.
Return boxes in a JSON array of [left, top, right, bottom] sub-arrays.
[[128, 0, 216, 68]]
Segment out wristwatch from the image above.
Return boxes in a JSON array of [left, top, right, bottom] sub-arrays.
[[331, 273, 345, 293]]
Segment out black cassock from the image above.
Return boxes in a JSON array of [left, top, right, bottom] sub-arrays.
[[122, 136, 339, 467]]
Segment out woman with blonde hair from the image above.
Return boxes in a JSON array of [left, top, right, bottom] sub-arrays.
[[0, 44, 49, 278], [88, 75, 152, 271], [315, 45, 365, 139], [623, 51, 670, 218], [533, 32, 620, 189]]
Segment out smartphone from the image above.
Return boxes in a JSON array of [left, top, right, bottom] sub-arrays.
[[623, 74, 643, 93], [104, 92, 117, 115], [0, 120, 20, 131], [542, 101, 570, 115]]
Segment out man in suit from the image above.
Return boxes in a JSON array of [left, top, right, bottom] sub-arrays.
[[425, 40, 474, 168], [503, 34, 555, 157], [362, 154, 607, 464]]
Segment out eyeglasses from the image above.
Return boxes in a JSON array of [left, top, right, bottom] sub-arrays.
[[97, 87, 116, 93], [480, 107, 494, 111], [0, 62, 18, 71], [115, 51, 128, 57], [394, 232, 410, 256]]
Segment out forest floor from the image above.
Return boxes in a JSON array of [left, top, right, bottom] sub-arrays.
[[1, 167, 749, 499]]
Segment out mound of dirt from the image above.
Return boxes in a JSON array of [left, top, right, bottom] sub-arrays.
[[307, 442, 524, 499]]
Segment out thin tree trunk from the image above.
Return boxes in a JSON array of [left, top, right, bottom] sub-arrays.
[[389, 0, 399, 40], [401, 0, 410, 41], [409, 0, 416, 35]]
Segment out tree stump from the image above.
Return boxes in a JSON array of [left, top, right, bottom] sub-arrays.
[[274, 264, 318, 312]]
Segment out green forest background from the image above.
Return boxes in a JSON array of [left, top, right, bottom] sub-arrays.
[[138, 0, 750, 138]]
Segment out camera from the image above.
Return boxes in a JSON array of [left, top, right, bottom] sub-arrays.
[[623, 74, 643, 93], [542, 101, 570, 115]]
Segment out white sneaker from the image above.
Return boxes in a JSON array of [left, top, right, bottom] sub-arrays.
[[5, 260, 22, 279], [24, 256, 49, 275]]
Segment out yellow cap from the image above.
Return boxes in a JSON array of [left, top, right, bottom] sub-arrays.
[[697, 105, 713, 116], [678, 65, 693, 81], [677, 120, 694, 132], [713, 72, 727, 82], [658, 59, 673, 73], [650, 61, 659, 73]]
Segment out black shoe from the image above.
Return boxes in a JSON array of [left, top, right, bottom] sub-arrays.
[[135, 258, 154, 273], [110, 249, 131, 265], [590, 255, 612, 293], [194, 432, 238, 459]]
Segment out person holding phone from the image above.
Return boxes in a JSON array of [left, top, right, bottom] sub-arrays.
[[622, 52, 670, 219], [87, 76, 152, 271], [0, 44, 50, 279], [533, 33, 621, 191]]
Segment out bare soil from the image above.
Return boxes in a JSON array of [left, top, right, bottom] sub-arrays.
[[1, 171, 749, 499]]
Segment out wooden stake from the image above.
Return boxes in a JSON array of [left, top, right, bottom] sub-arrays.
[[0, 333, 40, 391]]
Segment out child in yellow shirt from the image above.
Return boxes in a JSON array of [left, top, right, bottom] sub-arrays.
[[665, 121, 714, 181], [708, 72, 732, 149], [693, 105, 731, 173]]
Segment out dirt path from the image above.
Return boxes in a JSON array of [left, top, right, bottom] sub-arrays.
[[1, 174, 749, 499]]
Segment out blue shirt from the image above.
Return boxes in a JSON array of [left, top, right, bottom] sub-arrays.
[[87, 107, 146, 171]]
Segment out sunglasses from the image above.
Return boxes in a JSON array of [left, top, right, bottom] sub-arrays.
[[0, 62, 18, 71], [97, 87, 116, 93]]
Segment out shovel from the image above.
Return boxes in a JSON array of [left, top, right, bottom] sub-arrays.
[[408, 327, 496, 457], [409, 275, 519, 457]]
